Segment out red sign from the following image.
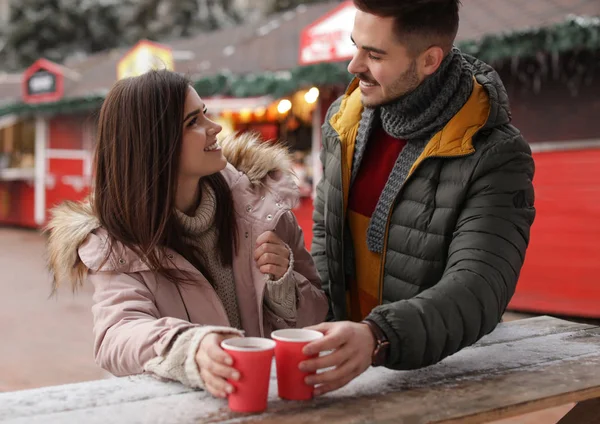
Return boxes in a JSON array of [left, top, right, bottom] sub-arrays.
[[299, 1, 357, 65], [22, 59, 65, 104]]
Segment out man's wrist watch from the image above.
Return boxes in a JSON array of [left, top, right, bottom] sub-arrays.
[[362, 319, 390, 367]]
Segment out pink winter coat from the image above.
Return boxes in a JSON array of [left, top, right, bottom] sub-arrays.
[[47, 134, 329, 380]]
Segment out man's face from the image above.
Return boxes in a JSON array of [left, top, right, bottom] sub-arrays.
[[347, 10, 424, 107]]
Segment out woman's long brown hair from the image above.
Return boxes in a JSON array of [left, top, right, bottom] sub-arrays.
[[93, 70, 237, 284]]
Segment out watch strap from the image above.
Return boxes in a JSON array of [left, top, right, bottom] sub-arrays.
[[362, 319, 390, 367]]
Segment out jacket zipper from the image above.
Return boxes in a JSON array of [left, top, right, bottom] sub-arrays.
[[377, 150, 477, 305]]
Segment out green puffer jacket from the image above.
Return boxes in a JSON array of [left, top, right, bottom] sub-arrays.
[[311, 57, 535, 370]]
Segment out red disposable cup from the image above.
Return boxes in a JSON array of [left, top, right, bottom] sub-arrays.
[[220, 337, 276, 413], [271, 329, 324, 401]]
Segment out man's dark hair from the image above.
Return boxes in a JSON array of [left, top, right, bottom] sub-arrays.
[[353, 0, 461, 55]]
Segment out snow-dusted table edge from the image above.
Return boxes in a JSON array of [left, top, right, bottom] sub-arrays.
[[2, 316, 600, 424]]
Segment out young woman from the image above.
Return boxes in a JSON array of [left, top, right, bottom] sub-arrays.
[[46, 70, 328, 398]]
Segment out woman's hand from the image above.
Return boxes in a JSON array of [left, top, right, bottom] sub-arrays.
[[254, 231, 290, 280], [196, 333, 240, 398]]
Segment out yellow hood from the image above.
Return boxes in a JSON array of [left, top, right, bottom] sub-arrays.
[[330, 77, 491, 180]]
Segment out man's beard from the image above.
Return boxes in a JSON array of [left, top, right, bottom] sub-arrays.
[[356, 60, 420, 107]]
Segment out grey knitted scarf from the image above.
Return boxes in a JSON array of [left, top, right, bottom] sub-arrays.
[[351, 48, 474, 253]]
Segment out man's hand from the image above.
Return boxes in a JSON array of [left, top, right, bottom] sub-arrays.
[[254, 231, 290, 280], [299, 321, 375, 396], [196, 333, 240, 398]]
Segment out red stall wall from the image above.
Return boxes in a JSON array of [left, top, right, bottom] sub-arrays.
[[509, 148, 600, 318], [0, 181, 35, 227], [45, 115, 92, 222]]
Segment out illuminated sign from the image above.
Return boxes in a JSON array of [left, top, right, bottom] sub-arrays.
[[117, 40, 175, 80], [299, 1, 356, 65]]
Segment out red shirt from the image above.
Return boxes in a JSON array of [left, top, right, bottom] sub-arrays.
[[346, 125, 407, 320]]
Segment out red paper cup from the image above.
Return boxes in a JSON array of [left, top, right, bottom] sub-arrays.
[[221, 337, 276, 413], [271, 329, 324, 401]]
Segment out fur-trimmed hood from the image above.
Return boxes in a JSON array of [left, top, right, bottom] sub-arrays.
[[220, 132, 292, 185], [46, 132, 297, 292]]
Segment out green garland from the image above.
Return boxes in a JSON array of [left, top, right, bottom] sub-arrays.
[[1, 15, 599, 117], [193, 61, 352, 98], [0, 95, 104, 117], [457, 15, 600, 63]]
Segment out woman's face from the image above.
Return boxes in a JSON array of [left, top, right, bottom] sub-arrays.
[[179, 86, 226, 179]]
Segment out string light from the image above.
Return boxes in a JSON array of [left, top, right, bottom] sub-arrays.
[[304, 87, 320, 104], [239, 108, 252, 122], [277, 99, 292, 114], [254, 107, 266, 118]]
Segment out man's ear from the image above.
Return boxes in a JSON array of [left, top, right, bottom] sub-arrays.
[[419, 46, 445, 77]]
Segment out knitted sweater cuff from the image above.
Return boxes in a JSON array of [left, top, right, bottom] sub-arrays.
[[264, 244, 297, 321], [143, 325, 244, 389]]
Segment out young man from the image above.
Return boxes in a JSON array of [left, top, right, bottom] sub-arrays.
[[302, 0, 536, 395]]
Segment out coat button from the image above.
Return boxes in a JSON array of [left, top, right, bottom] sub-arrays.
[[266, 214, 273, 221], [118, 258, 126, 265], [245, 232, 249, 238], [260, 196, 265, 201], [167, 254, 174, 260], [275, 202, 281, 208], [246, 205, 252, 212]]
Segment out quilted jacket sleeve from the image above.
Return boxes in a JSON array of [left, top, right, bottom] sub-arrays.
[[311, 144, 330, 293], [366, 134, 536, 370], [311, 97, 343, 320]]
